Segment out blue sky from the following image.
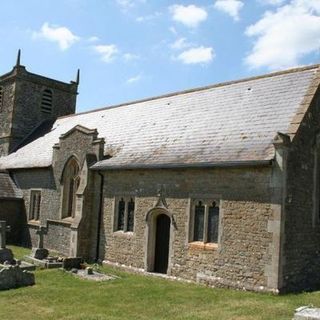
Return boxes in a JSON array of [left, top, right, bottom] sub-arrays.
[[0, 0, 319, 112]]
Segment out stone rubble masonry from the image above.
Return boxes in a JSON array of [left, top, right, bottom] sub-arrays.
[[100, 166, 280, 293], [282, 87, 320, 292]]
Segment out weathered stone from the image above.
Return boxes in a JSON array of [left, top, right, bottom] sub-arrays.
[[293, 306, 320, 320], [0, 266, 35, 290]]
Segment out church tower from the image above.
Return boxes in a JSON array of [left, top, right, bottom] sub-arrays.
[[0, 50, 79, 156]]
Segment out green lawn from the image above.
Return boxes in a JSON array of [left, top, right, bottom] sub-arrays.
[[0, 246, 318, 320]]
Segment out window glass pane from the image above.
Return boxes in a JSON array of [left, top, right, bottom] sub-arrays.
[[194, 201, 205, 241], [208, 204, 219, 243], [30, 191, 41, 221], [127, 199, 135, 232], [117, 198, 125, 230]]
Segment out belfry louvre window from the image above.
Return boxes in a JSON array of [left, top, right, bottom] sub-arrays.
[[192, 200, 220, 244], [41, 89, 53, 113], [30, 190, 41, 221], [115, 197, 135, 232]]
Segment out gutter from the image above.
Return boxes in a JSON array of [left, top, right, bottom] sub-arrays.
[[91, 159, 273, 171], [95, 170, 104, 262]]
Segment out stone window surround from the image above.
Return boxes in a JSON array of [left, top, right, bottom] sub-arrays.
[[112, 194, 136, 235], [188, 195, 222, 250], [29, 189, 42, 223], [60, 156, 80, 221]]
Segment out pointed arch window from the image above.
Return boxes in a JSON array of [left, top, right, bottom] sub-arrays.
[[61, 157, 80, 219], [41, 89, 53, 114]]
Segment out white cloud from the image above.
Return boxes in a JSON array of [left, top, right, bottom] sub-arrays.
[[126, 74, 142, 84], [93, 44, 119, 63], [170, 38, 192, 50], [88, 36, 100, 42], [258, 0, 287, 6], [214, 0, 244, 21], [177, 46, 214, 64], [245, 0, 320, 70], [32, 23, 80, 50], [117, 0, 145, 9], [136, 12, 161, 22], [123, 53, 140, 61], [170, 5, 208, 28], [169, 26, 178, 35]]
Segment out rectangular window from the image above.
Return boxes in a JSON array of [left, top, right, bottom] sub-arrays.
[[194, 202, 205, 241], [127, 199, 135, 232], [208, 205, 219, 243], [191, 200, 220, 244], [117, 198, 125, 231], [115, 197, 135, 232], [30, 190, 41, 221]]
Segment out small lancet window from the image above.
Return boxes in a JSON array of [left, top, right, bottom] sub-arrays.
[[194, 201, 205, 241], [208, 202, 219, 243], [30, 190, 41, 221], [117, 198, 125, 231], [127, 198, 135, 232], [41, 89, 53, 114]]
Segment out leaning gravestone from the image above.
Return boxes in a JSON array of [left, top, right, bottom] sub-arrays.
[[0, 221, 14, 264]]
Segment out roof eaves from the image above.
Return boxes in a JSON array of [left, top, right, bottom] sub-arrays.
[[90, 159, 273, 171]]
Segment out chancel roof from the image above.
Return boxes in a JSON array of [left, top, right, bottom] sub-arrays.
[[0, 65, 319, 170]]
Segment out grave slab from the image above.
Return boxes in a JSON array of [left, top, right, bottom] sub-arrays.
[[293, 306, 320, 320]]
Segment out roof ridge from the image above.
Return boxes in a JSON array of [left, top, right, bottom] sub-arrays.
[[55, 63, 320, 120]]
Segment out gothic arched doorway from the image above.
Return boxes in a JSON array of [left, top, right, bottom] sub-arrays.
[[154, 214, 170, 274], [145, 208, 174, 274]]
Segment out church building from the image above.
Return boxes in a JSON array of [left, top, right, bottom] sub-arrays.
[[0, 52, 320, 293]]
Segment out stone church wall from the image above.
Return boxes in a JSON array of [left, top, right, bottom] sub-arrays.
[[282, 89, 320, 292], [12, 168, 70, 252], [101, 166, 279, 292]]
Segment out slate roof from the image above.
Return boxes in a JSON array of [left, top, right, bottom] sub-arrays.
[[0, 65, 319, 170], [0, 173, 23, 199]]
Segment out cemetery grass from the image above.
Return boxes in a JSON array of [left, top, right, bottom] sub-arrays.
[[0, 246, 319, 320]]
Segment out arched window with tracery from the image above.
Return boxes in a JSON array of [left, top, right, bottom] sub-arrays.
[[61, 157, 80, 219]]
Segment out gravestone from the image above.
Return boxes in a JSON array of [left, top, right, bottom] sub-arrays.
[[0, 221, 14, 264], [31, 226, 49, 260], [293, 306, 320, 320]]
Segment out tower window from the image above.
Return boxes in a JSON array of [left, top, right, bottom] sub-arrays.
[[41, 89, 53, 113], [0, 87, 3, 111]]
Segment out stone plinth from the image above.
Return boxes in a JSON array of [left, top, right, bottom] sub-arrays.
[[294, 306, 320, 319]]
